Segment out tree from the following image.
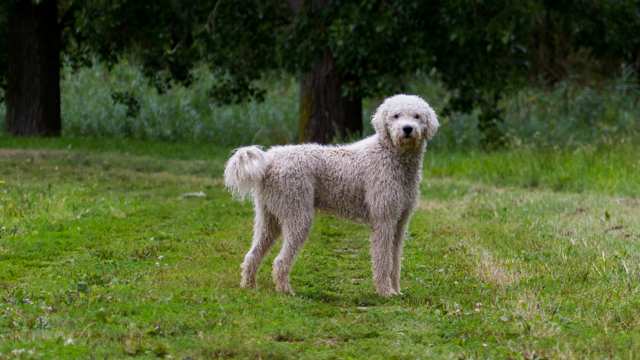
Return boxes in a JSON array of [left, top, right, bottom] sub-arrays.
[[64, 0, 288, 108], [281, 1, 439, 142], [43, 0, 437, 143], [282, 0, 640, 147], [572, 0, 640, 76], [422, 1, 537, 148], [5, 0, 61, 136], [0, 0, 282, 136], [2, 0, 638, 144], [288, 0, 362, 143]]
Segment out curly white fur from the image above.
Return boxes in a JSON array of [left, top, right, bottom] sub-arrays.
[[224, 146, 266, 199], [224, 94, 439, 297]]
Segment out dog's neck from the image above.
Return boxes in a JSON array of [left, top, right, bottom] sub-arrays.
[[373, 134, 426, 185], [399, 142, 426, 174]]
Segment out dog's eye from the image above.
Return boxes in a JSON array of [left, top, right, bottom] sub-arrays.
[[392, 114, 399, 119], [414, 114, 420, 119]]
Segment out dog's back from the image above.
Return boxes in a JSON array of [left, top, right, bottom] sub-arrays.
[[261, 141, 371, 221]]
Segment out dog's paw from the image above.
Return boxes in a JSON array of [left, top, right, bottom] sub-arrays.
[[392, 287, 404, 296], [275, 282, 295, 295], [376, 286, 399, 298], [240, 277, 256, 289]]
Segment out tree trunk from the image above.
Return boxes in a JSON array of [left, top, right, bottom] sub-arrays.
[[6, 0, 61, 136], [298, 50, 362, 143], [288, 0, 362, 144]]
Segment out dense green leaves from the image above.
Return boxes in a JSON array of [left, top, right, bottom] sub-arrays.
[[61, 0, 290, 101], [1, 0, 639, 134]]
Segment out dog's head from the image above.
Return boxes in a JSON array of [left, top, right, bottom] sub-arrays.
[[372, 94, 439, 150]]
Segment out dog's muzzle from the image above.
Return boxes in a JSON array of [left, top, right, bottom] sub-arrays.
[[402, 125, 414, 138]]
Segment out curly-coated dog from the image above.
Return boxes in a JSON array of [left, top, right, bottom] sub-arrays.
[[224, 94, 439, 297]]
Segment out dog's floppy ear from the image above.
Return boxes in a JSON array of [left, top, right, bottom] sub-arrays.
[[424, 105, 440, 141], [372, 102, 391, 144]]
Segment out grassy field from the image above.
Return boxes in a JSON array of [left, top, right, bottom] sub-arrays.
[[1, 136, 640, 358]]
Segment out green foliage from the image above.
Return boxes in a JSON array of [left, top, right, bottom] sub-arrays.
[[286, 1, 436, 98], [63, 0, 289, 103], [57, 61, 297, 145], [1, 138, 640, 357], [402, 70, 640, 151], [429, 0, 534, 106], [2, 0, 640, 108], [2, 0, 639, 146], [5, 59, 632, 150], [502, 69, 640, 149], [572, 0, 640, 70]]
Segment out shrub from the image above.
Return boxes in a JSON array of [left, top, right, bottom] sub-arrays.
[[60, 61, 298, 146], [502, 67, 640, 149], [3, 61, 639, 150]]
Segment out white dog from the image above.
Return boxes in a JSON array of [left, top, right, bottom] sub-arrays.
[[224, 94, 439, 296]]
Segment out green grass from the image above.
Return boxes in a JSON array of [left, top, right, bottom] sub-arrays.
[[426, 144, 640, 197], [1, 137, 640, 358]]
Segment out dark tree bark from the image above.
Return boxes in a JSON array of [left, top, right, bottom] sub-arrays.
[[6, 0, 61, 136], [298, 50, 362, 143]]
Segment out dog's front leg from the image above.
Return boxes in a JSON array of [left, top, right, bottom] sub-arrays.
[[391, 210, 411, 294], [371, 220, 398, 297]]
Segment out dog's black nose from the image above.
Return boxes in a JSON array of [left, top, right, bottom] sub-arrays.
[[402, 126, 413, 136]]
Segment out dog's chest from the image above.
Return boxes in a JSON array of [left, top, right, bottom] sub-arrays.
[[382, 157, 422, 209]]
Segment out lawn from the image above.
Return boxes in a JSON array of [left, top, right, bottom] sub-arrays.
[[1, 136, 639, 358]]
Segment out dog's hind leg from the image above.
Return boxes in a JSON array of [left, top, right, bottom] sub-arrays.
[[272, 210, 313, 295], [240, 204, 280, 288]]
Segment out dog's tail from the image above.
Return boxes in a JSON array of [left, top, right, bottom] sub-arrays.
[[224, 146, 267, 200]]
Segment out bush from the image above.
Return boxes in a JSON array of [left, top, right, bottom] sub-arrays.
[[59, 61, 484, 149], [60, 61, 298, 146], [502, 68, 640, 149], [3, 61, 639, 150]]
